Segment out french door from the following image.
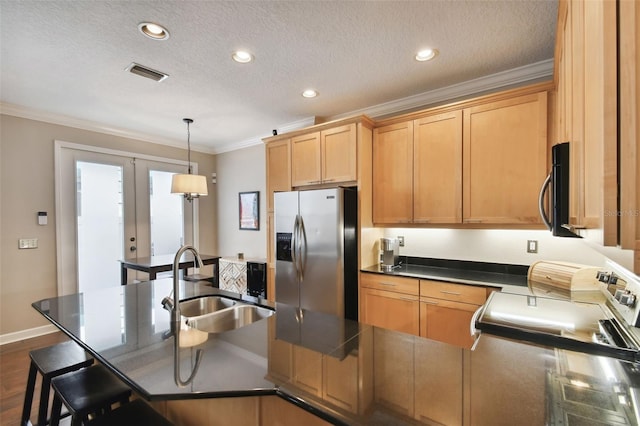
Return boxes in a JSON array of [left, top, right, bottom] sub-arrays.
[[56, 142, 197, 295]]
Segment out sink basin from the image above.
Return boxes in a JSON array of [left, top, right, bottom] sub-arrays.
[[186, 304, 274, 333], [179, 296, 237, 318]]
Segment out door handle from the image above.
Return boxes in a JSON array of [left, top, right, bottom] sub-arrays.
[[298, 216, 308, 282], [538, 172, 552, 230]]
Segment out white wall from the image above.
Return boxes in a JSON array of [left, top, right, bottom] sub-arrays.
[[381, 228, 608, 268], [215, 144, 267, 260]]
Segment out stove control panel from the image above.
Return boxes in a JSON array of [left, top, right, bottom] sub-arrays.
[[598, 261, 640, 329]]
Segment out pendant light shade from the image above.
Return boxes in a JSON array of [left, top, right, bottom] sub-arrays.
[[171, 118, 208, 201]]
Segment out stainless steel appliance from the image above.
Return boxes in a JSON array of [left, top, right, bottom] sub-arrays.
[[474, 262, 640, 363], [274, 187, 358, 320], [379, 237, 399, 271], [539, 142, 581, 238], [475, 262, 640, 425], [246, 261, 267, 298]]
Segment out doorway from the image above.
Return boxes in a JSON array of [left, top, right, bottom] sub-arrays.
[[55, 141, 199, 295]]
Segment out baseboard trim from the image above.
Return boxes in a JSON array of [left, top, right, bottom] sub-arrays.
[[0, 324, 59, 346]]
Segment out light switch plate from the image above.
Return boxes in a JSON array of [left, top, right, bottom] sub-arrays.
[[527, 240, 538, 253], [19, 238, 38, 249]]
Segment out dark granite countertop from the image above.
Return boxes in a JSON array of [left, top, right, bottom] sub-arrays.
[[32, 279, 640, 425], [361, 256, 529, 288]]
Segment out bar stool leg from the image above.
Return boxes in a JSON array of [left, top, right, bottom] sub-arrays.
[[37, 376, 53, 426], [21, 362, 38, 426], [50, 394, 63, 426]]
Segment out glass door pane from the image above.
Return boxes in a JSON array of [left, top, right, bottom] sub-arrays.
[[149, 170, 184, 256], [76, 161, 125, 292]]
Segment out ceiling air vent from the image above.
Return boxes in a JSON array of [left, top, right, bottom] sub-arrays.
[[125, 62, 169, 82]]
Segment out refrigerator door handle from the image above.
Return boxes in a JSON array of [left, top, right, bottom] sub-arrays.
[[292, 215, 300, 282], [298, 215, 308, 282]]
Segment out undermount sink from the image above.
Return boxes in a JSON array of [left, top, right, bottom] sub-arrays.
[[179, 296, 237, 318], [185, 304, 274, 333]]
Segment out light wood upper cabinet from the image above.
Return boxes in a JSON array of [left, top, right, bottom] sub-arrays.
[[372, 121, 413, 224], [321, 123, 357, 183], [414, 111, 463, 223], [265, 139, 291, 212], [463, 92, 548, 224], [291, 132, 322, 186], [553, 0, 638, 272], [291, 123, 358, 187]]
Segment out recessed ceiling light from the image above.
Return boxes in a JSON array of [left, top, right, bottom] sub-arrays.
[[302, 89, 318, 98], [232, 50, 254, 63], [138, 22, 170, 40], [415, 48, 439, 62]]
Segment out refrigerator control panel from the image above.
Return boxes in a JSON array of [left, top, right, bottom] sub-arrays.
[[276, 233, 293, 262]]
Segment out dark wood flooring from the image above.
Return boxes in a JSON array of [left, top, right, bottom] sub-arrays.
[[0, 332, 69, 425]]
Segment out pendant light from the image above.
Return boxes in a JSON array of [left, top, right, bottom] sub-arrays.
[[171, 118, 208, 202]]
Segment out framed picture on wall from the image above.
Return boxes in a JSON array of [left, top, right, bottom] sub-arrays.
[[239, 191, 260, 230]]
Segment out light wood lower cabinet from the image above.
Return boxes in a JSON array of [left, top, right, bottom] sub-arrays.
[[419, 280, 489, 349], [360, 288, 419, 335], [322, 353, 359, 412], [292, 346, 323, 397], [414, 338, 463, 425], [266, 318, 373, 416], [360, 273, 489, 346], [372, 328, 415, 417], [359, 272, 420, 335], [420, 299, 478, 349]]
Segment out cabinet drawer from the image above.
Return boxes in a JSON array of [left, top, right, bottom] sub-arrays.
[[419, 280, 487, 305], [361, 273, 419, 296]]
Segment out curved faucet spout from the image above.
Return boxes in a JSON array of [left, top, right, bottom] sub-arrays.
[[167, 245, 204, 323]]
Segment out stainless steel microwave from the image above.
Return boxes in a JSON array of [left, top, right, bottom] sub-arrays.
[[539, 142, 581, 238]]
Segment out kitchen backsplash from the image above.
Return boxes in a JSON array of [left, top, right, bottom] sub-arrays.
[[381, 228, 608, 268]]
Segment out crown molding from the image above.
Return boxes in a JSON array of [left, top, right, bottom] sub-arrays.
[[0, 102, 217, 155], [329, 58, 554, 121], [213, 116, 317, 154], [1, 59, 553, 155]]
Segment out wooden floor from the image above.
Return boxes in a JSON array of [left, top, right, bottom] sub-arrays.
[[0, 332, 70, 425]]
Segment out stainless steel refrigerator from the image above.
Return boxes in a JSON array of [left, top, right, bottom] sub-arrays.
[[274, 187, 358, 320]]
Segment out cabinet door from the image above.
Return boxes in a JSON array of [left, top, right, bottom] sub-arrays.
[[414, 338, 463, 425], [266, 139, 291, 212], [291, 132, 321, 186], [414, 111, 463, 223], [372, 121, 413, 224], [420, 299, 478, 349], [323, 353, 358, 413], [373, 328, 414, 417], [292, 346, 323, 396], [463, 92, 548, 224], [360, 287, 419, 335], [321, 123, 357, 184], [267, 320, 292, 383]]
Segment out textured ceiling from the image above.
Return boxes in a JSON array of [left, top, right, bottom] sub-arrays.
[[0, 0, 558, 153]]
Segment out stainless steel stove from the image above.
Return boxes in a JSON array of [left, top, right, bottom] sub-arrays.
[[475, 260, 640, 426]]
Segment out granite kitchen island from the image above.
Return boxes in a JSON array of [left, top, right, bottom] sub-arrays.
[[33, 279, 640, 425]]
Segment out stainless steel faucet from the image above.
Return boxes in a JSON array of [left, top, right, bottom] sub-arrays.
[[162, 244, 204, 323]]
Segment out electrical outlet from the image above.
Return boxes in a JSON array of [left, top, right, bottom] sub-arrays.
[[527, 240, 538, 253], [398, 236, 405, 247]]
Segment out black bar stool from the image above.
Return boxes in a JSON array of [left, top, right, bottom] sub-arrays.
[[86, 399, 174, 426], [49, 364, 132, 426], [21, 340, 94, 426]]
